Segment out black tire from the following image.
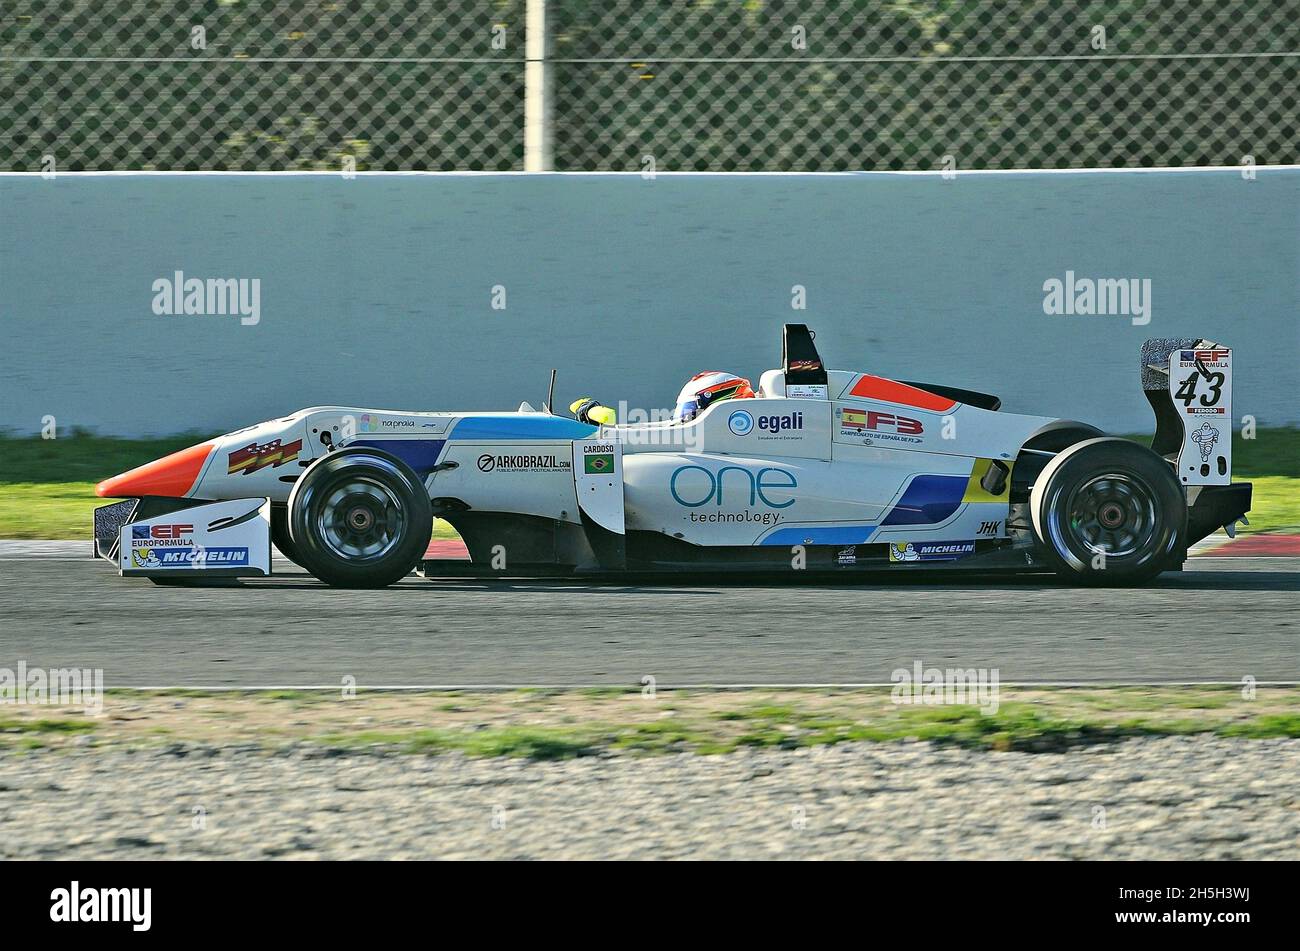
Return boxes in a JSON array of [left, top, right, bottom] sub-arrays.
[[287, 448, 432, 588], [1030, 437, 1185, 586], [269, 504, 304, 568]]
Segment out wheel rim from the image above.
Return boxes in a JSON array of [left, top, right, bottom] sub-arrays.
[[314, 477, 406, 561], [1057, 472, 1158, 560]]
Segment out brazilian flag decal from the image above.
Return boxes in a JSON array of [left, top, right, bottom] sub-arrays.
[[584, 453, 615, 474]]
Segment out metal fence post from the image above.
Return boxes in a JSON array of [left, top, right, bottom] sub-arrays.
[[524, 0, 553, 171]]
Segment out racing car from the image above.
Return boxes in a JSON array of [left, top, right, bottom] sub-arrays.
[[93, 324, 1250, 587]]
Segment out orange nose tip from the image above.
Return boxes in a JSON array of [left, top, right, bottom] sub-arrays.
[[95, 441, 216, 499]]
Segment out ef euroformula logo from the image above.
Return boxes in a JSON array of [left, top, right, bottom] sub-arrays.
[[727, 410, 754, 436]]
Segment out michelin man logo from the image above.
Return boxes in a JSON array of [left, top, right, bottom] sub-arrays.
[[891, 542, 919, 562], [132, 548, 162, 569], [1190, 422, 1220, 463]]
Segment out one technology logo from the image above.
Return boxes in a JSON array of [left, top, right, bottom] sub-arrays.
[[50, 881, 152, 932], [669, 464, 797, 509]]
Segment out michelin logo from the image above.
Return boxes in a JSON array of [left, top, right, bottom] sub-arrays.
[[888, 541, 975, 563], [132, 547, 249, 568]]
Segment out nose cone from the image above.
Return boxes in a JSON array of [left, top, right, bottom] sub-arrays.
[[95, 441, 216, 499]]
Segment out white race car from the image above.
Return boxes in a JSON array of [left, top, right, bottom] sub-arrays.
[[93, 325, 1250, 587]]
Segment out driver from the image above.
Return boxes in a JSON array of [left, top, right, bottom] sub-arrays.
[[673, 371, 754, 422]]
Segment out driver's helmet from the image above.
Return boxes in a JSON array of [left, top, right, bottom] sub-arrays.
[[673, 371, 754, 422]]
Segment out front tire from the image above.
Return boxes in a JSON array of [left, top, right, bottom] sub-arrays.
[[1030, 437, 1185, 586], [269, 504, 303, 568], [287, 448, 432, 588]]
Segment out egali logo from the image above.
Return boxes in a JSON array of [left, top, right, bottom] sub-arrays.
[[757, 411, 803, 435], [727, 410, 754, 436], [730, 409, 804, 438]]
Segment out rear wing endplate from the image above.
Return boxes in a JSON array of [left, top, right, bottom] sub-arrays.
[[1142, 338, 1232, 485]]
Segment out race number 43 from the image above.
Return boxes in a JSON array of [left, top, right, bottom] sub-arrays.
[[1169, 347, 1231, 485], [1173, 349, 1229, 412]]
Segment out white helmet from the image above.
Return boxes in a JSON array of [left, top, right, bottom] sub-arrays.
[[673, 371, 754, 422]]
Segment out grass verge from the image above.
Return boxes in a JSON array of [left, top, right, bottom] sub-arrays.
[[4, 686, 1298, 758]]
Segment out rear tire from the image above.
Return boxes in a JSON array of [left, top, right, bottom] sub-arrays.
[[287, 448, 432, 588], [1030, 437, 1185, 586]]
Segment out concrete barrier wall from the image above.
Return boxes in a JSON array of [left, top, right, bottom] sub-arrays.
[[1, 169, 1296, 437]]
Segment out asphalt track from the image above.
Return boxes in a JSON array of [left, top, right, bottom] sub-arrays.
[[1, 547, 1296, 686]]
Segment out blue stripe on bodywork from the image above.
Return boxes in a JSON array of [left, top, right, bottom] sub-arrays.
[[879, 474, 966, 526], [758, 473, 967, 546], [762, 525, 878, 546], [350, 439, 446, 474], [449, 416, 597, 441]]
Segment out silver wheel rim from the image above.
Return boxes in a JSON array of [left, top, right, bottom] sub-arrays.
[[315, 478, 405, 561], [1054, 472, 1158, 562]]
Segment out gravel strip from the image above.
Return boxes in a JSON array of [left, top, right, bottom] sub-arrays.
[[3, 736, 1297, 860]]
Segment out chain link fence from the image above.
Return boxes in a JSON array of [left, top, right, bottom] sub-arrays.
[[2, 0, 1296, 171], [1, 0, 525, 171]]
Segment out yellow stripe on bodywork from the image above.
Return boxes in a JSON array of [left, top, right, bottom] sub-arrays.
[[962, 458, 1013, 503]]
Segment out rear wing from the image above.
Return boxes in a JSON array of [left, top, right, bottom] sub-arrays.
[[1142, 339, 1232, 485]]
